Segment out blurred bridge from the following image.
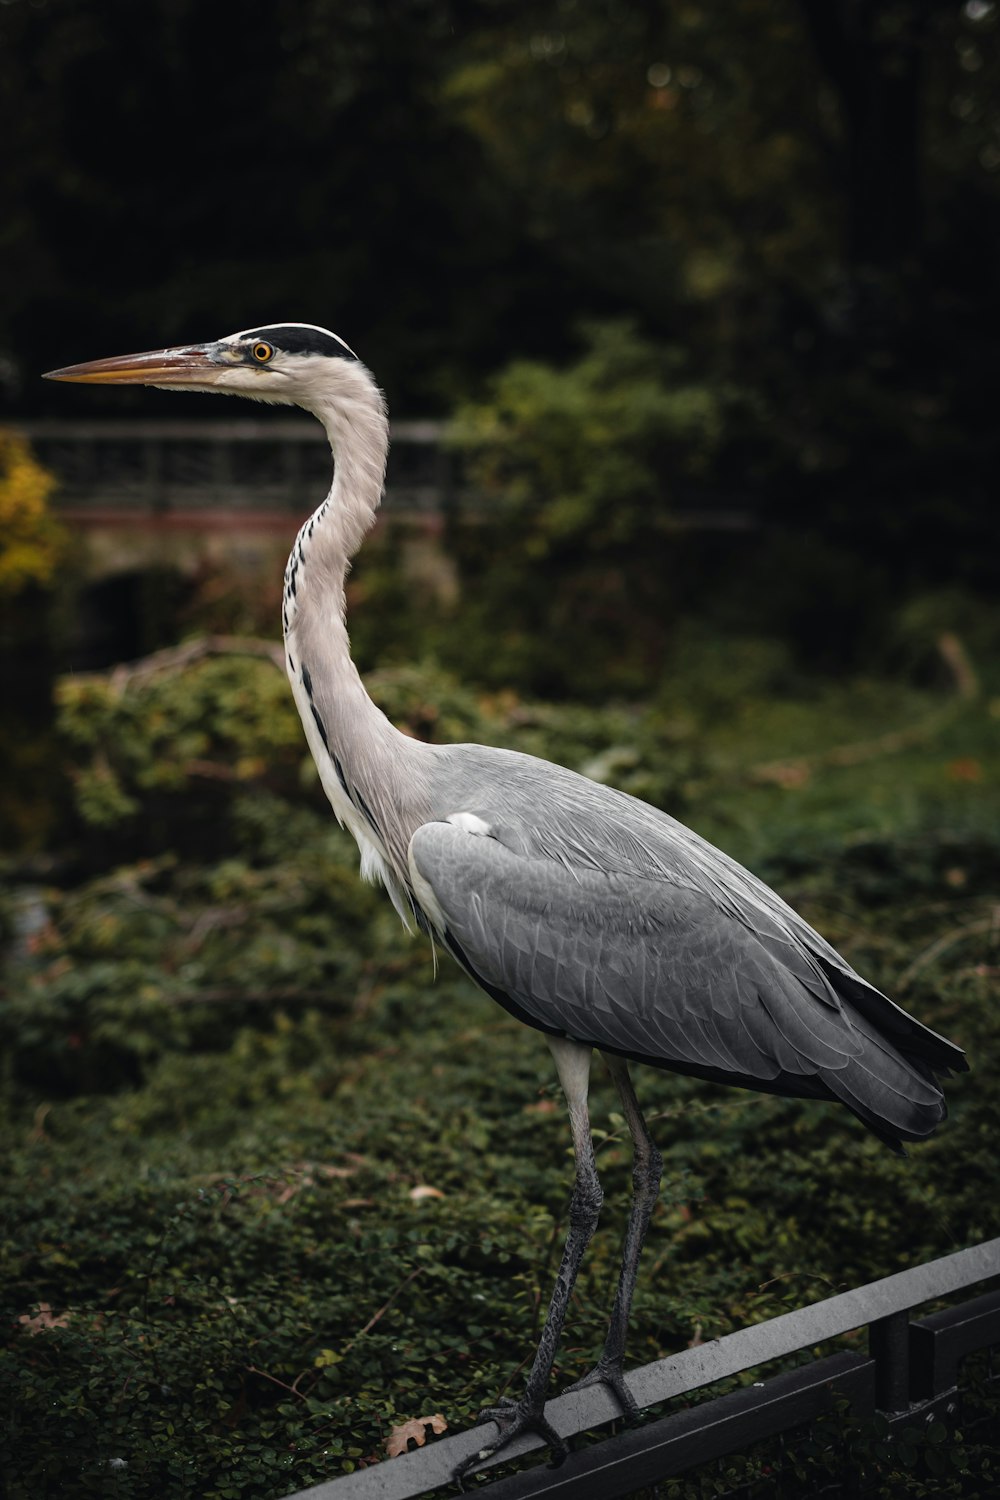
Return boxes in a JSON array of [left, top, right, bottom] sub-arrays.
[[12, 419, 467, 666], [19, 416, 456, 522], [17, 417, 461, 602], [16, 417, 756, 612], [20, 417, 756, 539]]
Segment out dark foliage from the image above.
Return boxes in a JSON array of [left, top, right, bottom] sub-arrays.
[[1, 640, 998, 1498]]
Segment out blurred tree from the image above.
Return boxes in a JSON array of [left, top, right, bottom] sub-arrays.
[[444, 1, 835, 336], [0, 0, 579, 407], [800, 0, 928, 279], [1, 0, 996, 629], [443, 0, 1000, 353], [441, 0, 1000, 591], [449, 321, 765, 689], [4, 1, 996, 401]]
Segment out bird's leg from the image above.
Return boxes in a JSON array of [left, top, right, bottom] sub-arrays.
[[562, 1051, 662, 1419], [457, 1037, 601, 1483]]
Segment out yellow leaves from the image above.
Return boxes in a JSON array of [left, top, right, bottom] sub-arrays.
[[0, 429, 65, 597], [385, 1413, 447, 1459]]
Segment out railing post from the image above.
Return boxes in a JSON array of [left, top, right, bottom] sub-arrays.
[[870, 1309, 911, 1411], [910, 1287, 1000, 1401]]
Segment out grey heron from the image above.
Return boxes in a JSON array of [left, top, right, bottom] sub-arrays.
[[46, 325, 968, 1477]]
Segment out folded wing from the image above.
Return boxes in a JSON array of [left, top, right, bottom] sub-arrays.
[[409, 818, 957, 1151]]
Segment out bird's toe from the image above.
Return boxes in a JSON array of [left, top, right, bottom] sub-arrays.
[[474, 1394, 519, 1424], [454, 1397, 568, 1486], [562, 1357, 640, 1420]]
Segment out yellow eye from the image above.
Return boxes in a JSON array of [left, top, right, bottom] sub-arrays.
[[251, 341, 274, 363]]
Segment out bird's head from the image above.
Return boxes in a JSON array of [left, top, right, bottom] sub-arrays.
[[44, 323, 367, 415]]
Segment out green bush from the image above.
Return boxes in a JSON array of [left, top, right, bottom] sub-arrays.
[[447, 322, 767, 694], [2, 636, 999, 1497]]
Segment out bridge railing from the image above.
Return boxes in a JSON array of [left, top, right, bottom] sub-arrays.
[[280, 1236, 1000, 1499], [16, 419, 759, 531], [16, 418, 456, 516]]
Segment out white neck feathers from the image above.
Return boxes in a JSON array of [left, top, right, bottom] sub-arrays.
[[282, 363, 390, 632], [279, 359, 427, 907]]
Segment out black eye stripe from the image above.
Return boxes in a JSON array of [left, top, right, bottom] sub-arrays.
[[241, 325, 358, 361]]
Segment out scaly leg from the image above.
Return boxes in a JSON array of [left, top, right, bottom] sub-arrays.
[[456, 1037, 602, 1484], [562, 1052, 662, 1418]]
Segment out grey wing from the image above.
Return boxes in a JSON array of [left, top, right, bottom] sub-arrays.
[[408, 820, 947, 1148]]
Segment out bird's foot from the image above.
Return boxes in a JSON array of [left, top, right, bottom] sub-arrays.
[[562, 1355, 640, 1420], [454, 1395, 568, 1488]]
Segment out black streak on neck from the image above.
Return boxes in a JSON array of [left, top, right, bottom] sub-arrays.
[[300, 661, 380, 837]]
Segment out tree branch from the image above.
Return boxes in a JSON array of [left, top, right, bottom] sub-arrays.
[[106, 635, 285, 693]]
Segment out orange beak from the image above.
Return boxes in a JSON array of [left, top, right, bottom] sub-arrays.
[[43, 344, 224, 387]]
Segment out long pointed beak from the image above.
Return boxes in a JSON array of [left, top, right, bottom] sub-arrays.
[[43, 344, 223, 386]]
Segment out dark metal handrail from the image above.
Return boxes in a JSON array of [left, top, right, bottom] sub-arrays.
[[281, 1236, 1000, 1499]]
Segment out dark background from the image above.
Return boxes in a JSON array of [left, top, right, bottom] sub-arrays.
[[2, 0, 998, 612]]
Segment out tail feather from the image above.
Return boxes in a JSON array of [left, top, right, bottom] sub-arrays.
[[815, 968, 965, 1152], [818, 959, 968, 1076], [822, 1041, 946, 1153]]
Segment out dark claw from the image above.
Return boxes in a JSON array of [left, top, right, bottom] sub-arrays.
[[474, 1394, 519, 1424], [562, 1357, 640, 1421], [454, 1397, 569, 1488]]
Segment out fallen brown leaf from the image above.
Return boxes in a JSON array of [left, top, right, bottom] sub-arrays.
[[385, 1413, 448, 1458]]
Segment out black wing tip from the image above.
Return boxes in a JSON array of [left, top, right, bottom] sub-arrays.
[[920, 1040, 970, 1076], [822, 964, 970, 1078]]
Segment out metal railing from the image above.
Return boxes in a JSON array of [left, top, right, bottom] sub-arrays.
[[16, 418, 456, 517], [281, 1236, 1000, 1499], [16, 419, 759, 531]]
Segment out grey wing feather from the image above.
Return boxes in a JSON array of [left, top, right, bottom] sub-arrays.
[[409, 812, 954, 1150], [426, 745, 966, 1080]]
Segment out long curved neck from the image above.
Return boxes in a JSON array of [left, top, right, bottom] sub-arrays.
[[283, 368, 390, 636], [282, 365, 427, 883]]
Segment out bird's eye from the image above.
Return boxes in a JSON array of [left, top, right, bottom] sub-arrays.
[[251, 341, 274, 364]]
